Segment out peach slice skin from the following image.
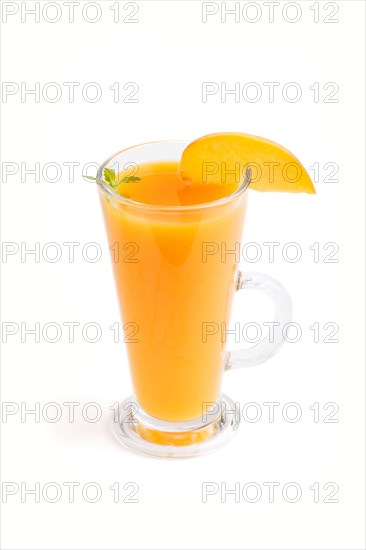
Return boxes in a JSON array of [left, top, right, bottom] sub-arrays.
[[179, 133, 316, 194]]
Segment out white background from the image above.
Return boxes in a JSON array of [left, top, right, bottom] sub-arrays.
[[1, 1, 365, 549]]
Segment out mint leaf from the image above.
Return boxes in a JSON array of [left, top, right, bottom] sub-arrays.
[[121, 176, 141, 183], [84, 171, 141, 191], [104, 168, 117, 188]]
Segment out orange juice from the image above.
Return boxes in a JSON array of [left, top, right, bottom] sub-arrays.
[[100, 161, 247, 422]]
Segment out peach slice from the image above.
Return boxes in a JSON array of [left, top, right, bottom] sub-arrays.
[[179, 132, 315, 194]]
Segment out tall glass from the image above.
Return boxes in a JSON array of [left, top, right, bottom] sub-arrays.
[[96, 141, 292, 457]]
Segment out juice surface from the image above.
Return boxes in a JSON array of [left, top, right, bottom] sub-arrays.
[[115, 161, 238, 206], [100, 161, 247, 422]]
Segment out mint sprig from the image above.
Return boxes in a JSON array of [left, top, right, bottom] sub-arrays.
[[85, 168, 141, 190]]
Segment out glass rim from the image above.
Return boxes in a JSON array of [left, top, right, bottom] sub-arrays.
[[96, 140, 251, 212]]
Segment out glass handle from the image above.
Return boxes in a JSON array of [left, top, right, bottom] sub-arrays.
[[226, 271, 293, 370]]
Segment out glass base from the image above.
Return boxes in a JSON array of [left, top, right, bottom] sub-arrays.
[[112, 394, 240, 458]]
